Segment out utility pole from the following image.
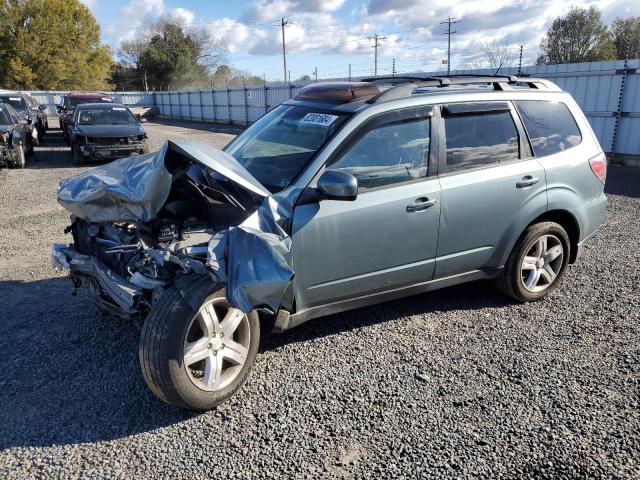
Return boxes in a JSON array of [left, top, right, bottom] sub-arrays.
[[281, 18, 290, 83], [369, 33, 386, 76], [314, 66, 318, 82], [392, 58, 396, 77], [440, 17, 460, 76], [348, 63, 351, 81], [517, 45, 524, 76]]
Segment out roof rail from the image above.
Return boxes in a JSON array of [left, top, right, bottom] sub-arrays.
[[361, 75, 557, 103]]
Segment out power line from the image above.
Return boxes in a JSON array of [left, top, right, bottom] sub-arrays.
[[440, 16, 461, 75]]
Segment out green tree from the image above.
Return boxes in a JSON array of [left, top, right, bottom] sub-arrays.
[[0, 0, 113, 90], [115, 18, 222, 91], [611, 17, 640, 59], [537, 7, 616, 65]]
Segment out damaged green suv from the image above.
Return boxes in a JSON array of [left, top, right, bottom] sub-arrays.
[[52, 76, 607, 410]]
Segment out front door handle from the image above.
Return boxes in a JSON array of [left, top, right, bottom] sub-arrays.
[[406, 197, 438, 212], [516, 175, 539, 188]]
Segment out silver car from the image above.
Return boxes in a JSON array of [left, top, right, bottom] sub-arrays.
[[52, 76, 607, 410]]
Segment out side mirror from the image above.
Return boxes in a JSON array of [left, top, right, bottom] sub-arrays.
[[38, 104, 47, 112], [56, 104, 64, 112], [317, 170, 358, 201]]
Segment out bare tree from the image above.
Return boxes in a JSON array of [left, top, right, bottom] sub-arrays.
[[481, 42, 516, 74]]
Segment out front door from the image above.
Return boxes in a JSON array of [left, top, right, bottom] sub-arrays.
[[291, 107, 441, 309]]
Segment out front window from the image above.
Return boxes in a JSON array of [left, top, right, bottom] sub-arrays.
[[225, 105, 349, 192], [68, 96, 113, 109], [328, 117, 430, 191], [0, 95, 27, 113], [76, 106, 138, 125]]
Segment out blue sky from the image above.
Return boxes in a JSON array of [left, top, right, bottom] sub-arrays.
[[83, 0, 640, 81]]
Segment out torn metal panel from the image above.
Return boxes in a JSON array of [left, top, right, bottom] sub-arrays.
[[57, 145, 172, 222], [57, 140, 268, 224]]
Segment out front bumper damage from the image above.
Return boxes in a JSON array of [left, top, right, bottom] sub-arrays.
[[0, 134, 18, 167], [78, 141, 147, 161], [52, 140, 296, 319], [52, 244, 143, 315]]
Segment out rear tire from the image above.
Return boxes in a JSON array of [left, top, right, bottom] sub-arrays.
[[139, 278, 260, 410], [498, 221, 570, 302]]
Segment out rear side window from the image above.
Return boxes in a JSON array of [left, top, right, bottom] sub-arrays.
[[514, 100, 581, 157], [444, 109, 519, 173]]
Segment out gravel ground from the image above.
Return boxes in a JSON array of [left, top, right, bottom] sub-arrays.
[[0, 119, 639, 479]]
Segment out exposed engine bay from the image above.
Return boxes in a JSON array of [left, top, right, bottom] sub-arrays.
[[52, 140, 294, 319]]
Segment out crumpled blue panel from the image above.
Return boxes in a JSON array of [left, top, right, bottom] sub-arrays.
[[57, 146, 171, 223], [206, 195, 295, 313], [226, 226, 293, 313]]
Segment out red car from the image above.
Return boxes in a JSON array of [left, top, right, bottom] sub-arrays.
[[57, 92, 114, 143]]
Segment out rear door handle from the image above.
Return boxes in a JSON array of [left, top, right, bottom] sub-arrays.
[[406, 197, 438, 212], [516, 176, 539, 188]]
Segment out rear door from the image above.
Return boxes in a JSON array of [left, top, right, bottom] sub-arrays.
[[434, 101, 547, 278], [291, 106, 441, 309]]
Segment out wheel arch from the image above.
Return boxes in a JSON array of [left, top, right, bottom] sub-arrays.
[[525, 209, 580, 263]]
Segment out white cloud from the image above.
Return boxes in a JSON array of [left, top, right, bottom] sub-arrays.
[[109, 0, 195, 47], [80, 0, 96, 10], [170, 7, 195, 26]]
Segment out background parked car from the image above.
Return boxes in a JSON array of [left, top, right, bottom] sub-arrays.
[[56, 92, 114, 143], [0, 103, 35, 168], [70, 103, 148, 164], [0, 91, 48, 143]]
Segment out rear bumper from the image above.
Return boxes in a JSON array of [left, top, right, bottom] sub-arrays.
[[52, 243, 143, 315]]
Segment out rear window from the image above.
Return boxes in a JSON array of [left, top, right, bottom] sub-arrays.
[[444, 109, 519, 173], [68, 96, 113, 108], [514, 100, 581, 157]]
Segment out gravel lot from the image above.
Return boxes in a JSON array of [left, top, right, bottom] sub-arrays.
[[1, 119, 639, 479]]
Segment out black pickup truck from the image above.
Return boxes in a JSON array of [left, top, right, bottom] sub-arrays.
[[69, 103, 148, 164]]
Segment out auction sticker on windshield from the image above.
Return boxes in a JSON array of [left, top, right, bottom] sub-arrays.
[[300, 113, 339, 127]]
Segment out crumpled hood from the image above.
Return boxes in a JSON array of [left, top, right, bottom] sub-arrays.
[[57, 140, 269, 223], [74, 124, 145, 138]]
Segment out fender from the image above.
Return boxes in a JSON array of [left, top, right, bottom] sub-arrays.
[[491, 188, 549, 268]]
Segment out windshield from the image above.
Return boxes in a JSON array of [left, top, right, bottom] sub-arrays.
[[76, 106, 138, 125], [0, 106, 12, 125], [224, 105, 349, 193], [68, 96, 112, 108], [0, 95, 27, 113]]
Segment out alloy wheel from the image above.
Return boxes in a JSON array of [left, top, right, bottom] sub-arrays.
[[520, 234, 564, 293], [182, 297, 250, 392]]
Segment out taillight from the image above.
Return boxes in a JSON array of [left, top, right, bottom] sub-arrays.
[[589, 152, 607, 184]]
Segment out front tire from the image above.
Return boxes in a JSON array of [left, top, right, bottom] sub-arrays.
[[498, 221, 570, 302], [139, 279, 260, 410], [72, 144, 84, 165], [12, 142, 26, 169]]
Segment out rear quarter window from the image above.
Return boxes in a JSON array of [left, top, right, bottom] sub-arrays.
[[515, 100, 581, 157]]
